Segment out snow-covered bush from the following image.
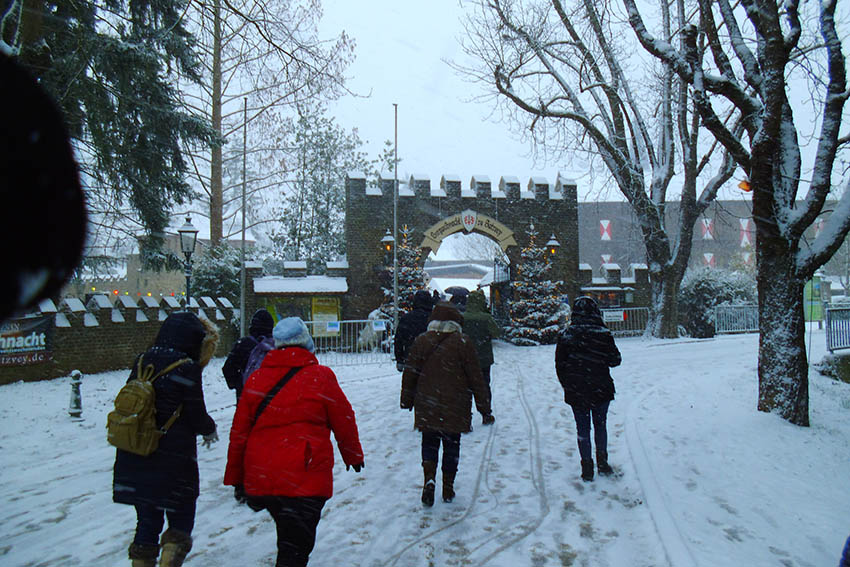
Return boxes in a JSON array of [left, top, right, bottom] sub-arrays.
[[678, 268, 756, 338]]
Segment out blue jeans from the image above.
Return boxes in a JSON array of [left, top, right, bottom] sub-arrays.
[[421, 430, 461, 474], [570, 401, 610, 461], [133, 503, 195, 545]]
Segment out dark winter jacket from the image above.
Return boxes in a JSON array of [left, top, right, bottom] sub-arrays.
[[222, 309, 275, 391], [113, 312, 217, 509], [400, 302, 491, 434], [394, 290, 433, 366], [224, 346, 364, 498], [555, 297, 621, 408], [462, 290, 500, 369]]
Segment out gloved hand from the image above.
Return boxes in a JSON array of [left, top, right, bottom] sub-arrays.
[[396, 362, 405, 372], [234, 485, 246, 504], [482, 413, 495, 425], [346, 462, 364, 473], [201, 429, 219, 448]]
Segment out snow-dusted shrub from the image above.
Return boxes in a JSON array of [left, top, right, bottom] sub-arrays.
[[678, 268, 756, 338]]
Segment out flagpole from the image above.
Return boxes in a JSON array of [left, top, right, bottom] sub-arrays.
[[393, 103, 399, 333]]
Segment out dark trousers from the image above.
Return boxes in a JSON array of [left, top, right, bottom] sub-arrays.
[[421, 430, 461, 475], [570, 401, 610, 461], [482, 364, 492, 405], [133, 502, 195, 545], [265, 496, 326, 567]]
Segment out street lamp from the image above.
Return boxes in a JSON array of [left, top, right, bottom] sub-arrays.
[[177, 216, 199, 306], [546, 234, 561, 257], [381, 229, 395, 265]]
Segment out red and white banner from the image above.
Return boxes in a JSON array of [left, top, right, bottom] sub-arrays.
[[600, 219, 612, 241], [703, 253, 715, 267], [701, 218, 715, 240], [739, 218, 753, 248]]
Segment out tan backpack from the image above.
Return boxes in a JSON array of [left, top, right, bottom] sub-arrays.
[[106, 356, 191, 456]]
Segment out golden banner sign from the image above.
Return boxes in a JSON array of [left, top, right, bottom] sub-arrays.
[[420, 212, 517, 252]]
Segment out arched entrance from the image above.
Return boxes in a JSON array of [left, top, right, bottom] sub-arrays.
[[343, 173, 579, 319]]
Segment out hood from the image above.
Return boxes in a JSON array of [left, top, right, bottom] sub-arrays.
[[412, 290, 434, 311], [466, 290, 488, 313], [570, 296, 605, 326], [154, 311, 206, 362], [428, 301, 464, 325], [249, 309, 275, 338]]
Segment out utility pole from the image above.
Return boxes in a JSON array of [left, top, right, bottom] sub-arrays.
[[240, 97, 247, 335], [393, 103, 399, 332]]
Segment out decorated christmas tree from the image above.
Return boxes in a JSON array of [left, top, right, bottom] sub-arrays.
[[505, 224, 568, 345], [380, 225, 428, 320]]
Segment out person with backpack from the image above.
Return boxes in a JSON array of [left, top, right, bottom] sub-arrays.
[[555, 296, 622, 482], [393, 289, 434, 372], [462, 290, 499, 425], [224, 317, 364, 567], [111, 311, 220, 567], [222, 308, 275, 401], [400, 302, 492, 507]]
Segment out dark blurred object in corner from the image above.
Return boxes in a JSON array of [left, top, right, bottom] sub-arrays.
[[0, 54, 87, 323]]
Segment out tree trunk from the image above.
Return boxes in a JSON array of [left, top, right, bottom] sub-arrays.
[[208, 0, 223, 246], [646, 267, 681, 338], [755, 227, 810, 426]]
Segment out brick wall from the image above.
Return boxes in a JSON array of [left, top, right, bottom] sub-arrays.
[[0, 296, 238, 384]]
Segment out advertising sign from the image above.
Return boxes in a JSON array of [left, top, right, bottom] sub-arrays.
[[0, 315, 53, 366], [311, 297, 340, 337]]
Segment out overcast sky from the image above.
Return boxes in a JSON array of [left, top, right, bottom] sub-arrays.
[[319, 0, 573, 195]]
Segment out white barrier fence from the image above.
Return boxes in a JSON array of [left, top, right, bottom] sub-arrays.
[[714, 304, 759, 334], [304, 319, 394, 367], [825, 305, 850, 352], [600, 307, 650, 337]]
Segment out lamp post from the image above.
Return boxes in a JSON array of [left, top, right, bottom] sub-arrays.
[[178, 216, 199, 307], [546, 234, 561, 257]]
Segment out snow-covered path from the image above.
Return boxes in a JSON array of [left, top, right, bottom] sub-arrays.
[[1, 331, 848, 566]]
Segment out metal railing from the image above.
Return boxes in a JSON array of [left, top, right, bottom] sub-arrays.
[[825, 304, 850, 352], [304, 319, 394, 366], [600, 307, 649, 337], [714, 304, 759, 334]]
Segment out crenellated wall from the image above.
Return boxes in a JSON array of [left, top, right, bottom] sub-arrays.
[[0, 295, 238, 384], [344, 172, 581, 319]]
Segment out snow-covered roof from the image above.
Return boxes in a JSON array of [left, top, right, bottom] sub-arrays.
[[441, 174, 462, 183], [602, 263, 621, 270], [530, 176, 549, 185], [579, 263, 593, 271], [218, 297, 234, 309], [471, 175, 491, 184], [141, 296, 158, 308], [116, 296, 136, 308], [89, 294, 112, 309], [411, 173, 430, 181], [501, 175, 520, 184], [630, 263, 649, 270], [254, 276, 348, 294], [63, 298, 86, 313], [430, 185, 447, 197], [326, 260, 349, 269], [399, 184, 415, 197], [38, 299, 57, 313], [557, 173, 577, 185], [347, 171, 367, 179], [284, 261, 307, 270]]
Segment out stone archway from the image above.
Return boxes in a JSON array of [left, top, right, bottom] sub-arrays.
[[343, 173, 580, 319]]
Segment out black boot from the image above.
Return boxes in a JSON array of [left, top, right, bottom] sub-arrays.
[[597, 451, 613, 476], [580, 459, 594, 482], [422, 461, 437, 507], [442, 471, 456, 503]]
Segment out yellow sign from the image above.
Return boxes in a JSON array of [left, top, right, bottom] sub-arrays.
[[311, 297, 340, 337], [420, 211, 517, 252]]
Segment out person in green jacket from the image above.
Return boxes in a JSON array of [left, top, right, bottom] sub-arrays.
[[462, 290, 499, 425]]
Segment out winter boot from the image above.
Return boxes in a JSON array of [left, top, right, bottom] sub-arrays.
[[596, 451, 614, 476], [442, 471, 456, 503], [580, 459, 594, 482], [159, 529, 192, 567], [422, 461, 437, 507], [128, 543, 159, 567]]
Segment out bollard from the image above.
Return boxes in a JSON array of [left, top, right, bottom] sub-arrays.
[[69, 370, 82, 419]]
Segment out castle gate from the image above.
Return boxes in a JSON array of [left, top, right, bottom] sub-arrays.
[[343, 173, 580, 319]]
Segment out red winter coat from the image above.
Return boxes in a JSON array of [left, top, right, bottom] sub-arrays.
[[224, 347, 363, 498]]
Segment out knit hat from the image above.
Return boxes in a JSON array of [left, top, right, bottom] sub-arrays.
[[428, 301, 464, 325], [273, 317, 315, 352], [249, 308, 274, 338]]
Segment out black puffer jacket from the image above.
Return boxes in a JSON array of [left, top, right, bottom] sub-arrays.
[[222, 309, 274, 390], [394, 290, 433, 366], [113, 312, 217, 509], [555, 297, 621, 408]]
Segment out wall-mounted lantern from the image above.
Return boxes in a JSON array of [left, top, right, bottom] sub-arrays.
[[546, 234, 561, 256]]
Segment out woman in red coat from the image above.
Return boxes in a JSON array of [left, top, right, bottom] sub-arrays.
[[224, 317, 364, 567]]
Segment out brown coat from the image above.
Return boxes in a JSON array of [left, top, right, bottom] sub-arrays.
[[400, 328, 491, 434]]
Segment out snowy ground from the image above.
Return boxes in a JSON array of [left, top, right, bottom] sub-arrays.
[[1, 329, 848, 567]]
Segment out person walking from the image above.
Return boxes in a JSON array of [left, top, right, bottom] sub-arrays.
[[222, 308, 274, 401], [394, 289, 434, 372], [555, 296, 621, 482], [401, 302, 492, 506], [224, 317, 364, 567], [462, 290, 499, 425], [113, 311, 220, 567]]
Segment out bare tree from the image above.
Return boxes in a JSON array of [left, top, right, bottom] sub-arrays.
[[624, 0, 850, 425], [181, 0, 354, 245], [457, 0, 735, 338]]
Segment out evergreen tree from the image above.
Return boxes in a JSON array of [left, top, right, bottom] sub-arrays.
[[2, 0, 215, 263], [192, 244, 241, 304], [381, 225, 427, 319], [505, 225, 566, 346]]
